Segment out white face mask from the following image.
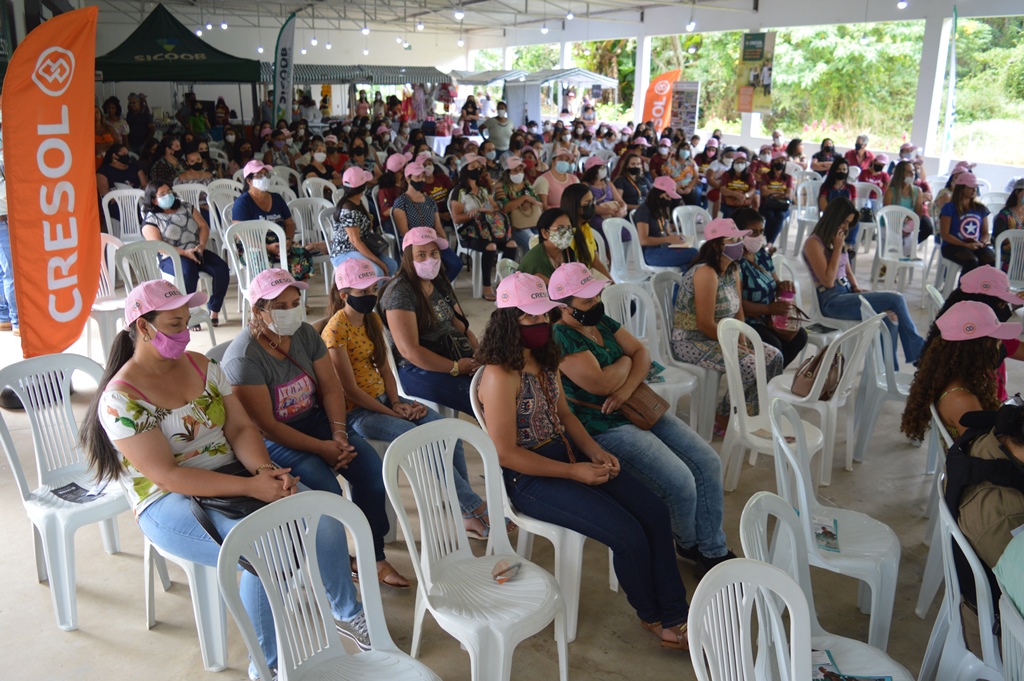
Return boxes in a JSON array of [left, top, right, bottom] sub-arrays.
[[266, 306, 304, 337], [904, 175, 914, 185], [659, 148, 669, 157], [252, 176, 272, 192], [597, 167, 608, 180], [562, 133, 572, 142], [510, 172, 525, 184], [313, 152, 327, 163], [225, 134, 236, 143], [529, 126, 538, 133], [734, 163, 748, 173], [621, 134, 630, 142], [743, 235, 765, 253], [760, 153, 771, 163]]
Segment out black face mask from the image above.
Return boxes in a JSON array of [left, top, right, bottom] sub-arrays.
[[511, 139, 524, 151], [835, 171, 848, 181], [200, 151, 211, 160], [352, 148, 366, 157], [410, 180, 427, 192], [188, 162, 204, 171], [873, 164, 884, 172], [240, 149, 253, 158], [628, 167, 642, 177], [466, 168, 482, 181], [115, 154, 130, 164], [326, 145, 338, 153], [172, 148, 184, 159], [855, 142, 864, 151], [570, 301, 605, 327], [772, 164, 785, 173], [823, 146, 834, 153], [581, 203, 596, 221], [346, 293, 378, 315]]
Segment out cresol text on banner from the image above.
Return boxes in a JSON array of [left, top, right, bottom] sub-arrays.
[[643, 70, 682, 133]]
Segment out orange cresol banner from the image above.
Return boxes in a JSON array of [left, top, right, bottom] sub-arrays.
[[642, 69, 682, 132], [1, 7, 100, 358]]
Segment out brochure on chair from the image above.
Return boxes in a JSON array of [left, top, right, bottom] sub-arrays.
[[50, 481, 108, 503], [813, 650, 892, 680], [812, 515, 840, 552]]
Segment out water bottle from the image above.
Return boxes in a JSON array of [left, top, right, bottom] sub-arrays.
[[773, 289, 798, 332]]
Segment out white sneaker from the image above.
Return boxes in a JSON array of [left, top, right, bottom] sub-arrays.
[[248, 664, 277, 681], [336, 610, 372, 651]]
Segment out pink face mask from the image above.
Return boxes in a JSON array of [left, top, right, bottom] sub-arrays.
[[413, 257, 442, 281], [151, 328, 191, 360]]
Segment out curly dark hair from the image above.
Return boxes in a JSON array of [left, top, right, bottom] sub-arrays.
[[476, 307, 561, 372], [901, 334, 1001, 441]]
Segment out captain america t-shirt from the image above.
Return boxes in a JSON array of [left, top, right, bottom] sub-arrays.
[[940, 202, 990, 242]]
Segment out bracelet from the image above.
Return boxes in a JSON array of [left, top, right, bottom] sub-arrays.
[[333, 429, 349, 438], [255, 463, 278, 474], [330, 420, 347, 428]]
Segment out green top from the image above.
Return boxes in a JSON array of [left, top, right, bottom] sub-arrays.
[[519, 243, 576, 280], [553, 316, 630, 434]]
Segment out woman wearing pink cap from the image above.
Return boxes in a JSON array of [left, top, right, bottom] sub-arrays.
[[82, 280, 368, 676], [671, 218, 783, 434], [861, 153, 891, 193], [222, 268, 410, 590], [633, 177, 697, 269], [934, 161, 974, 215], [581, 155, 628, 237], [903, 300, 1020, 443], [392, 161, 463, 282], [329, 166, 398, 277], [940, 171, 995, 274], [477, 272, 692, 650], [323, 258, 500, 540], [376, 152, 411, 222]]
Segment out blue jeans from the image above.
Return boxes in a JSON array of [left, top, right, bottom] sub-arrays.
[[818, 284, 925, 367], [264, 409, 390, 561], [138, 485, 360, 672], [758, 206, 790, 244], [331, 250, 398, 277], [511, 228, 536, 255], [504, 438, 689, 627], [595, 414, 728, 557], [0, 219, 17, 327], [397, 363, 473, 415], [159, 250, 230, 314], [643, 245, 697, 270], [440, 245, 464, 283], [348, 394, 483, 514]]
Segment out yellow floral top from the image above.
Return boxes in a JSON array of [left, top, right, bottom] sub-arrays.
[[321, 310, 386, 411], [98, 360, 234, 516]]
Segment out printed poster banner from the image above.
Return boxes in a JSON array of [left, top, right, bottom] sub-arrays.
[[735, 32, 775, 114], [669, 81, 701, 138], [273, 13, 297, 125], [1, 7, 99, 357], [642, 69, 681, 132]]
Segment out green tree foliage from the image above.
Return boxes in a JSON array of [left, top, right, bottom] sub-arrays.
[[511, 43, 562, 72], [473, 48, 504, 72], [652, 31, 742, 127], [572, 39, 636, 103]]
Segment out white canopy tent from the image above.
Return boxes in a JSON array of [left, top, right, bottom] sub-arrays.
[[505, 67, 619, 126]]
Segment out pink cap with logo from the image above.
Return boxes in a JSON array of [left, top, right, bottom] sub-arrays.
[[342, 166, 373, 188], [496, 272, 565, 315], [652, 176, 681, 199], [505, 156, 524, 171], [402, 226, 449, 251], [704, 217, 751, 241], [733, 151, 748, 161], [376, 125, 391, 136], [242, 159, 273, 178], [705, 138, 720, 149], [403, 161, 426, 178], [658, 138, 672, 148], [386, 152, 412, 173], [633, 137, 651, 148], [334, 257, 389, 290], [459, 153, 486, 170], [247, 268, 309, 303], [548, 262, 608, 300], [583, 155, 606, 171], [324, 134, 339, 144], [124, 280, 208, 326], [875, 153, 890, 164], [936, 300, 1022, 341], [959, 266, 1024, 305], [955, 172, 979, 188]]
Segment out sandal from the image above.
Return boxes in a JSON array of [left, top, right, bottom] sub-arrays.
[[210, 314, 219, 328], [462, 511, 490, 541], [377, 560, 411, 589], [660, 623, 689, 650]]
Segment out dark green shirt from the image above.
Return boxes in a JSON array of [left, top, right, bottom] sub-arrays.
[[553, 316, 630, 434]]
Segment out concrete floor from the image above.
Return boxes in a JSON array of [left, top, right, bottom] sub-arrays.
[[0, 245, 977, 680]]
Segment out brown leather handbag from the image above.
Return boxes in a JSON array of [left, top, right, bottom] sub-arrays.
[[791, 348, 844, 400], [569, 382, 670, 430]]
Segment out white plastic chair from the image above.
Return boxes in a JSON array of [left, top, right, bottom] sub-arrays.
[[288, 197, 334, 295], [925, 283, 946, 322], [854, 182, 884, 254], [302, 177, 334, 199], [739, 491, 913, 679], [934, 255, 963, 298], [272, 184, 298, 205], [980, 191, 1008, 213], [717, 318, 825, 492], [224, 220, 288, 319], [601, 283, 700, 425], [671, 205, 711, 248], [207, 146, 229, 169], [89, 234, 126, 363], [918, 473, 1005, 681], [874, 205, 923, 294], [687, 558, 812, 681], [995, 230, 1024, 292], [447, 194, 485, 299], [217, 492, 441, 681], [602, 217, 668, 285], [207, 178, 243, 197], [650, 270, 723, 441], [0, 355, 129, 631], [382, 419, 569, 681], [789, 179, 822, 256], [767, 313, 884, 486], [916, 404, 954, 620], [170, 182, 209, 212], [114, 241, 217, 347], [851, 296, 913, 468], [1001, 593, 1024, 681], [469, 369, 617, 644], [382, 342, 455, 419], [768, 399, 902, 651], [232, 167, 246, 184], [102, 188, 146, 243], [271, 165, 302, 189], [802, 261, 859, 333], [494, 257, 519, 283]]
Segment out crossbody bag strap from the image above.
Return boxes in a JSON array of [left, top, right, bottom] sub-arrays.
[[260, 333, 323, 405]]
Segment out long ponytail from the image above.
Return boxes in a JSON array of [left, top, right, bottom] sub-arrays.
[[79, 313, 155, 483]]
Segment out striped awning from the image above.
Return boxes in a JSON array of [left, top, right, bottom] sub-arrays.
[[356, 65, 451, 85], [449, 69, 528, 86], [260, 63, 364, 84]]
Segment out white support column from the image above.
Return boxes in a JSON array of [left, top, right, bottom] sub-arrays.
[[503, 45, 515, 71], [917, 12, 952, 159], [561, 41, 574, 69], [632, 34, 652, 121]]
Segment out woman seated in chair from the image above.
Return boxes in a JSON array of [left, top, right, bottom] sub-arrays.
[[902, 301, 1010, 444], [613, 152, 653, 211], [993, 179, 1024, 270], [141, 182, 229, 328], [663, 142, 702, 207], [883, 160, 935, 253], [757, 157, 795, 245], [940, 172, 995, 275], [520, 209, 593, 284], [581, 156, 628, 237], [301, 139, 342, 202], [803, 197, 925, 369], [717, 152, 757, 220], [324, 257, 505, 541], [329, 167, 398, 277], [476, 272, 691, 650], [633, 177, 698, 270], [231, 160, 317, 282], [97, 143, 147, 200], [495, 156, 545, 255], [818, 158, 859, 253], [671, 218, 783, 436], [380, 228, 480, 414], [81, 281, 370, 679], [222, 269, 410, 589], [377, 153, 411, 223], [561, 184, 615, 282], [732, 208, 808, 367], [391, 161, 462, 282], [547, 263, 735, 575]]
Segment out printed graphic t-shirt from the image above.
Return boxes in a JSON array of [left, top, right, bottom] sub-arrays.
[[941, 201, 991, 242]]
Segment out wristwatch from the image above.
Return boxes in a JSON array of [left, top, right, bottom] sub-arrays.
[[450, 360, 460, 376]]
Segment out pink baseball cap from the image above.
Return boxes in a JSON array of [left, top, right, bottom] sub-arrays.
[[704, 217, 750, 241], [334, 257, 389, 290], [733, 152, 748, 161], [385, 152, 411, 173], [759, 144, 773, 154], [459, 153, 486, 170], [402, 226, 448, 251], [548, 262, 608, 300], [551, 147, 574, 160], [496, 272, 565, 315], [583, 155, 606, 171], [247, 268, 309, 303], [342, 166, 373, 188], [403, 161, 426, 178], [243, 159, 273, 178], [124, 280, 208, 326], [505, 156, 524, 171], [952, 161, 976, 173], [658, 138, 672, 148], [375, 125, 391, 136], [633, 138, 651, 148], [899, 142, 914, 152], [706, 138, 720, 149], [936, 301, 1022, 342], [955, 172, 979, 188], [324, 134, 339, 144], [959, 266, 1024, 305], [652, 176, 681, 200], [875, 153, 890, 164]]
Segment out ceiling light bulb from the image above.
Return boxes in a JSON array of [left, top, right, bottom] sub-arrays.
[[454, 9, 465, 20], [220, 21, 227, 29], [403, 41, 410, 48], [362, 25, 370, 35], [566, 11, 574, 20], [416, 21, 425, 31], [206, 22, 212, 30], [686, 20, 696, 32], [896, 0, 908, 7], [325, 42, 332, 50], [300, 47, 307, 54], [363, 48, 369, 55], [257, 45, 264, 53], [396, 35, 403, 43], [540, 24, 549, 34], [311, 37, 318, 46], [196, 28, 203, 36]]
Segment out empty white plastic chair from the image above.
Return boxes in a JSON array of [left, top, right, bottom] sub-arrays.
[[271, 165, 301, 190], [916, 404, 953, 620], [89, 234, 126, 363], [224, 220, 288, 319], [206, 178, 243, 197], [1000, 593, 1024, 681], [382, 419, 569, 681], [980, 191, 1009, 213], [739, 491, 913, 679], [789, 179, 822, 256], [925, 283, 946, 322], [170, 182, 209, 212], [217, 492, 441, 681], [854, 182, 884, 254], [995, 230, 1024, 292], [717, 318, 825, 492], [874, 205, 924, 295], [768, 399, 902, 651], [671, 205, 711, 248], [102, 188, 146, 243], [0, 355, 129, 631], [301, 177, 335, 200], [603, 217, 671, 284]]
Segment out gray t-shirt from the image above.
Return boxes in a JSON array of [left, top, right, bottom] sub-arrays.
[[221, 323, 326, 423], [380, 276, 457, 363]]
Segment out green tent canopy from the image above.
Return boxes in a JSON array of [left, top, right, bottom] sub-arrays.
[[96, 3, 260, 82]]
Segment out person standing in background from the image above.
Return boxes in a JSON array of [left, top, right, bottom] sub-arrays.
[[0, 139, 16, 337]]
